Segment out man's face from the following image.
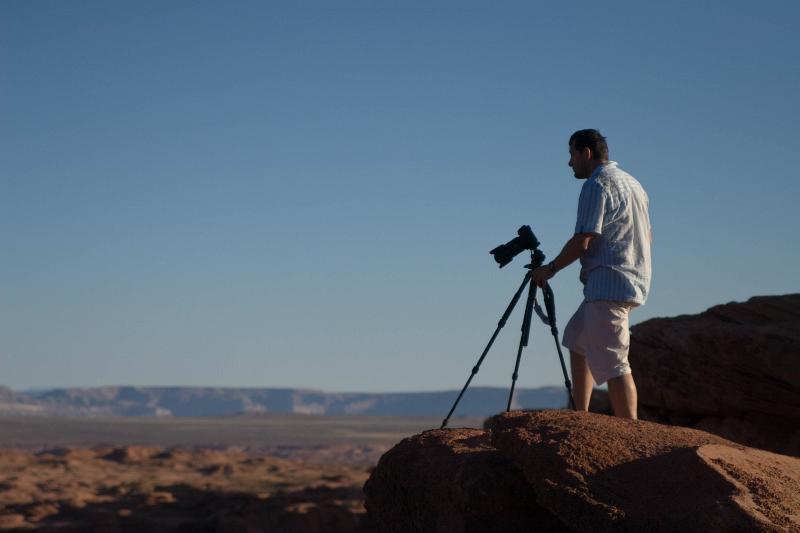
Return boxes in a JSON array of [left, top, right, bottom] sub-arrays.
[[568, 142, 591, 179]]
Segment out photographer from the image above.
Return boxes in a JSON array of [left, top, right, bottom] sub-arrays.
[[532, 130, 652, 420]]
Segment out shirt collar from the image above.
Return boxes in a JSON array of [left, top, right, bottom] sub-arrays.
[[589, 160, 617, 180]]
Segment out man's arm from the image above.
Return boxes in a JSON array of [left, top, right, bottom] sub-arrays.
[[532, 232, 595, 287]]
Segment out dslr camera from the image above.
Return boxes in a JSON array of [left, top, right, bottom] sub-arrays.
[[489, 225, 541, 268]]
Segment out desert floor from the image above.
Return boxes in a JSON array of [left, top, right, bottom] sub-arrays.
[[0, 414, 481, 532]]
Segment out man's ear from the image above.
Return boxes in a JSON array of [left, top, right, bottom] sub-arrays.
[[582, 146, 593, 161]]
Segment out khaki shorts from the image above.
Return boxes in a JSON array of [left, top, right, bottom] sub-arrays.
[[562, 300, 635, 385]]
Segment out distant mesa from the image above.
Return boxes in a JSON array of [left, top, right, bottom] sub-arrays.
[[0, 385, 568, 418]]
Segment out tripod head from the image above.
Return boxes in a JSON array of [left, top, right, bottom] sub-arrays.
[[524, 249, 547, 270]]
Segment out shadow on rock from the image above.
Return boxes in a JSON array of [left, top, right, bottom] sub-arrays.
[[363, 428, 569, 532]]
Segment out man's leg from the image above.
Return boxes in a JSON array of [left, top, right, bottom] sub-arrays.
[[570, 351, 593, 411], [607, 373, 638, 420]]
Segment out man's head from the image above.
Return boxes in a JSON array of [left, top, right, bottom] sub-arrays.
[[568, 129, 609, 179]]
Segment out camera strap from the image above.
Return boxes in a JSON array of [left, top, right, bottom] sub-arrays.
[[533, 298, 551, 326]]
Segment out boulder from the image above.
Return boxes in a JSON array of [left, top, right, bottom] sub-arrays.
[[365, 410, 800, 532], [363, 428, 568, 532], [490, 410, 799, 532], [630, 294, 800, 456]]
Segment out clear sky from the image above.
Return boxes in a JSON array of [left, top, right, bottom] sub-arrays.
[[2, 1, 798, 392]]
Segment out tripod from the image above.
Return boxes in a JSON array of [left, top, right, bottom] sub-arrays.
[[440, 250, 576, 429]]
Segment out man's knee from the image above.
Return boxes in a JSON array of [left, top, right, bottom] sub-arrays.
[[608, 371, 635, 386], [607, 373, 634, 391]]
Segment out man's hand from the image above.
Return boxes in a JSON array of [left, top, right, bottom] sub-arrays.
[[532, 264, 555, 288], [531, 233, 595, 288]]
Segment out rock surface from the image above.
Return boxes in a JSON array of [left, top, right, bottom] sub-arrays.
[[365, 410, 800, 532], [491, 410, 799, 532], [363, 428, 567, 532], [629, 294, 800, 456]]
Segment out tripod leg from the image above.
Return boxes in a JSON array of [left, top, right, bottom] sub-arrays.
[[440, 272, 532, 429], [542, 284, 576, 410], [506, 277, 537, 412]]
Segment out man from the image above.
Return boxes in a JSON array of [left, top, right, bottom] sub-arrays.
[[532, 129, 651, 419]]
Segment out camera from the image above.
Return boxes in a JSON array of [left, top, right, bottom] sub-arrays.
[[489, 225, 541, 268]]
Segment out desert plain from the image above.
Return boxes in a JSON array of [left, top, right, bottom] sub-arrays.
[[0, 414, 481, 532]]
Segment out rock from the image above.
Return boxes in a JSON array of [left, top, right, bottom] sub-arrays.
[[630, 294, 800, 456], [27, 503, 60, 522], [145, 491, 176, 505], [488, 410, 800, 533], [0, 514, 25, 528], [226, 486, 369, 533], [100, 446, 158, 464], [365, 410, 800, 532], [363, 428, 568, 532]]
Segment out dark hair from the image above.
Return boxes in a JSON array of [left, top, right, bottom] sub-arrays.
[[569, 129, 609, 161]]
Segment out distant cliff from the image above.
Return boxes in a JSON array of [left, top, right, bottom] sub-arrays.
[[0, 386, 568, 418]]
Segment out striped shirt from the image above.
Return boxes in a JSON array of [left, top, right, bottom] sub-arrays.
[[575, 161, 652, 305]]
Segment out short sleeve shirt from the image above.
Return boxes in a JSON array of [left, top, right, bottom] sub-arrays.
[[575, 161, 652, 305]]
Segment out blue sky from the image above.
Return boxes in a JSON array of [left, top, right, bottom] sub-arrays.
[[2, 1, 798, 392]]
